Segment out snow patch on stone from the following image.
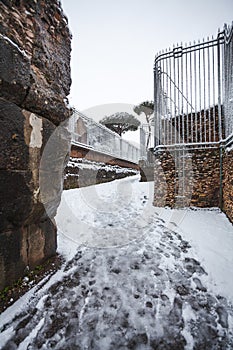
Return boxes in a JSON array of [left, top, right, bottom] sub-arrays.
[[29, 114, 43, 148], [0, 33, 29, 59]]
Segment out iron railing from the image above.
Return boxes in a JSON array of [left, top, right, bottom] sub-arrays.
[[69, 110, 146, 163], [224, 23, 233, 145], [154, 23, 233, 150]]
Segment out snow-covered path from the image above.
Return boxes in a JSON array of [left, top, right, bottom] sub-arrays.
[[0, 176, 233, 349]]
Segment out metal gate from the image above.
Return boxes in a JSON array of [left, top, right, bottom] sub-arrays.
[[224, 23, 233, 144], [154, 23, 233, 150]]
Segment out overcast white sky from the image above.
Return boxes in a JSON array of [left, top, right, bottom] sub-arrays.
[[61, 0, 233, 116]]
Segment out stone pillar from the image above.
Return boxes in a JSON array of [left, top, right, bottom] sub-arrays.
[[0, 0, 72, 289]]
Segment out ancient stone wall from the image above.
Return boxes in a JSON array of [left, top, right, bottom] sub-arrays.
[[0, 0, 71, 289], [154, 148, 220, 208], [222, 148, 233, 222], [64, 158, 139, 190], [0, 0, 71, 125]]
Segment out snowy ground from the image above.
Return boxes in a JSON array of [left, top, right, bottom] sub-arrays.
[[66, 157, 139, 174], [0, 175, 233, 349]]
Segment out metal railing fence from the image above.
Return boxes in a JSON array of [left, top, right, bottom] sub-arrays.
[[224, 23, 233, 144], [69, 110, 146, 163], [154, 23, 233, 150]]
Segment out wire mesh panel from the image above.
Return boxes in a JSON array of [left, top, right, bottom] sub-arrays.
[[70, 110, 142, 164], [154, 30, 226, 149]]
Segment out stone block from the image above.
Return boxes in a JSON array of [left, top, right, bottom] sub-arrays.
[[0, 227, 25, 291], [0, 101, 70, 289], [0, 0, 72, 125], [0, 36, 31, 105]]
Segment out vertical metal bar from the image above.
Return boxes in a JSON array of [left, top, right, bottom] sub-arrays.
[[207, 38, 211, 142], [212, 38, 216, 142], [194, 42, 198, 142], [169, 54, 172, 144], [166, 54, 169, 145], [154, 67, 156, 148], [181, 45, 185, 144], [181, 45, 185, 199], [225, 37, 229, 137], [224, 36, 227, 138], [185, 45, 189, 144], [203, 39, 207, 143], [229, 36, 232, 136], [217, 37, 222, 141], [173, 50, 177, 144], [154, 62, 158, 147], [221, 38, 225, 139], [158, 61, 162, 146], [198, 42, 202, 143], [190, 47, 194, 143], [230, 37, 233, 136], [159, 65, 162, 145], [162, 57, 165, 145], [228, 36, 230, 136], [177, 53, 181, 144]]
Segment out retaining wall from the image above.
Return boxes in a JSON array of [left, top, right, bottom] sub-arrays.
[[65, 144, 139, 189], [154, 148, 220, 208], [64, 158, 138, 190]]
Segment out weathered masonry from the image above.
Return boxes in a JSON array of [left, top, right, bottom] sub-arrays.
[[0, 0, 71, 290], [153, 23, 233, 223]]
